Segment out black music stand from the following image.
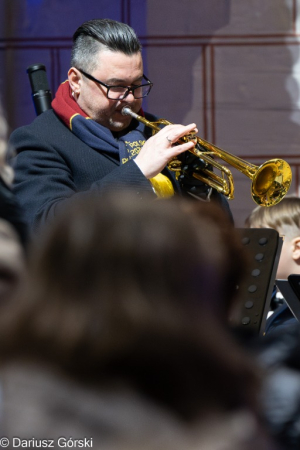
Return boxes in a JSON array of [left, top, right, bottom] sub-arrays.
[[231, 228, 283, 335], [276, 275, 300, 322]]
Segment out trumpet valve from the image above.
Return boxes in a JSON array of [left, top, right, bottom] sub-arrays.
[[167, 157, 182, 173]]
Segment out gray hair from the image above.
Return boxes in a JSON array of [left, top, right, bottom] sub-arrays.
[[70, 19, 142, 72]]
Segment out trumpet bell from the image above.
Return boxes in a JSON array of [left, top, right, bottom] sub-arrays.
[[251, 159, 292, 207]]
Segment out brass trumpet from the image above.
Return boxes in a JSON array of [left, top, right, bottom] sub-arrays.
[[122, 106, 292, 207]]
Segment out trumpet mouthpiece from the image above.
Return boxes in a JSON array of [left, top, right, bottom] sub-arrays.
[[121, 106, 132, 116]]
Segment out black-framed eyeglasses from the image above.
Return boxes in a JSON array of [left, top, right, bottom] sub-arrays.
[[77, 68, 153, 100]]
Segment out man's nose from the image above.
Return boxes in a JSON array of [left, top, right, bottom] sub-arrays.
[[123, 88, 136, 100]]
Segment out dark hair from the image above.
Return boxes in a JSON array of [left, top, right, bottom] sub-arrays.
[[0, 192, 257, 420], [71, 19, 142, 71]]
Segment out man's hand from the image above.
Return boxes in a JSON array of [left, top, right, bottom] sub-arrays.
[[134, 123, 198, 179]]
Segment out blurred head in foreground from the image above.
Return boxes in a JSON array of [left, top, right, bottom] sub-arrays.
[[0, 192, 273, 449]]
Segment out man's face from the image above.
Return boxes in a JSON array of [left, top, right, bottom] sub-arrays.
[[69, 50, 144, 132]]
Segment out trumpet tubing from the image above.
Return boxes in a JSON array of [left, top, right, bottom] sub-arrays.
[[122, 106, 292, 207]]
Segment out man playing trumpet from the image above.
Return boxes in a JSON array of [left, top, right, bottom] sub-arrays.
[[9, 18, 232, 233]]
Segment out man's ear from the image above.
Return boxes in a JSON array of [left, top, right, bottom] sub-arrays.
[[68, 67, 81, 94], [292, 237, 300, 262]]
